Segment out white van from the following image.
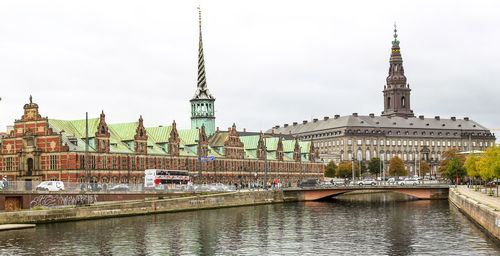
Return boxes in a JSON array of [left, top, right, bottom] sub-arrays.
[[36, 181, 65, 191]]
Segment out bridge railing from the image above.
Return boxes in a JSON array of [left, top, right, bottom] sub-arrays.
[[0, 181, 237, 193]]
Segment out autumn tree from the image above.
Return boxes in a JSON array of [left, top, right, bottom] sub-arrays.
[[441, 156, 467, 184], [465, 153, 481, 184], [478, 145, 500, 195], [336, 162, 360, 178], [368, 157, 381, 176], [438, 148, 465, 176], [324, 161, 337, 178], [420, 160, 431, 177], [389, 156, 407, 177]]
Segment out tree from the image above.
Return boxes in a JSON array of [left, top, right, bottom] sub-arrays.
[[368, 157, 381, 176], [438, 148, 465, 176], [420, 160, 431, 177], [359, 161, 368, 174], [324, 161, 337, 178], [478, 145, 500, 195], [336, 162, 360, 178], [389, 156, 407, 177], [441, 156, 467, 184], [465, 153, 481, 181]]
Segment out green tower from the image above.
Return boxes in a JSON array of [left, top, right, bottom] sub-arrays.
[[191, 6, 215, 137]]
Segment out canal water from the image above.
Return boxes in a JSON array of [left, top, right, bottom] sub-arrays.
[[0, 192, 499, 255]]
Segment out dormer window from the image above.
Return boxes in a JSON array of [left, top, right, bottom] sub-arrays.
[[100, 126, 106, 135]]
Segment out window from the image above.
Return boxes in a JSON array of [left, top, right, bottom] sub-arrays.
[[453, 141, 456, 147], [366, 139, 370, 145], [392, 140, 396, 146], [398, 140, 401, 146], [373, 151, 377, 158], [458, 141, 461, 147], [464, 142, 468, 147], [380, 153, 385, 161], [102, 156, 107, 169], [386, 140, 390, 146], [357, 149, 362, 160], [403, 140, 407, 146], [409, 153, 413, 161], [80, 156, 85, 169], [426, 141, 429, 146], [341, 140, 344, 145], [6, 157, 13, 171], [447, 141, 451, 147], [437, 141, 441, 146], [432, 141, 435, 146], [420, 140, 424, 146], [366, 150, 371, 160], [113, 157, 117, 169], [409, 140, 412, 146], [50, 155, 57, 170], [373, 140, 377, 146], [357, 139, 362, 146], [348, 152, 352, 160], [480, 141, 483, 147], [404, 153, 407, 161], [348, 139, 352, 145]]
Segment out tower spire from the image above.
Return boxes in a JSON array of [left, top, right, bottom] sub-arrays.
[[190, 6, 216, 137], [382, 24, 414, 118], [192, 5, 214, 101]]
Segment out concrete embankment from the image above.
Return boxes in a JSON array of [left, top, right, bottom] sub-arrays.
[[0, 190, 287, 224], [449, 188, 500, 242]]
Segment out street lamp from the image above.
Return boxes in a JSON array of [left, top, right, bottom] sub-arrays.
[[264, 138, 268, 190]]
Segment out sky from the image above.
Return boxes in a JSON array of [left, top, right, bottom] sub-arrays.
[[1, 0, 499, 140]]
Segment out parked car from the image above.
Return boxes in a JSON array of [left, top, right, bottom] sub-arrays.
[[36, 181, 65, 191], [299, 179, 318, 187], [109, 184, 130, 191], [387, 177, 397, 184], [358, 178, 376, 186], [318, 181, 333, 186], [332, 179, 347, 186], [399, 178, 418, 186]]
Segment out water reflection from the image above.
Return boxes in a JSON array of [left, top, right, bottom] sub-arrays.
[[0, 193, 498, 256]]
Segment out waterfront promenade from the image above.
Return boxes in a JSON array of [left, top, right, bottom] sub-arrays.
[[455, 185, 500, 211]]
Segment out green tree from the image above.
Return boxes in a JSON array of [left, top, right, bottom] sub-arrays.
[[438, 148, 465, 176], [442, 156, 467, 183], [359, 161, 368, 174], [368, 157, 381, 176], [336, 162, 360, 178], [324, 161, 337, 178], [389, 156, 407, 177]]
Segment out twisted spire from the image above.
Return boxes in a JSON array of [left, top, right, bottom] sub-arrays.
[[192, 6, 214, 100]]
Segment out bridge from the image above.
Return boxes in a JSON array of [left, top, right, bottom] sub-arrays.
[[283, 185, 450, 200]]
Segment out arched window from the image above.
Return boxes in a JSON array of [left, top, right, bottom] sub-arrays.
[[401, 96, 406, 108], [100, 126, 106, 135]]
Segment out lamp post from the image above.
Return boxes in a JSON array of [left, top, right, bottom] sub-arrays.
[[264, 138, 268, 190]]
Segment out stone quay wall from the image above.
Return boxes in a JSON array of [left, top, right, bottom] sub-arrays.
[[0, 190, 286, 224], [449, 188, 500, 242]]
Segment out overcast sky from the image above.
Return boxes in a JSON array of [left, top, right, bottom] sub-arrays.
[[1, 0, 499, 140]]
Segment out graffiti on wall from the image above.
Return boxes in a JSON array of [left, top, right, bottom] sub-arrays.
[[30, 194, 98, 208]]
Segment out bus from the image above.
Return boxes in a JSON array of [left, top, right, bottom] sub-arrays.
[[144, 169, 190, 189]]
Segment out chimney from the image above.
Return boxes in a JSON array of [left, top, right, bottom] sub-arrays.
[[284, 124, 288, 127], [313, 118, 318, 122], [334, 115, 340, 119], [275, 125, 280, 129], [243, 128, 246, 132], [323, 116, 329, 120], [352, 113, 358, 117], [228, 128, 231, 131], [464, 117, 469, 121], [289, 131, 292, 135], [216, 127, 219, 132], [293, 122, 298, 126], [272, 130, 275, 135], [419, 115, 424, 120], [369, 113, 375, 118], [434, 116, 440, 120], [303, 120, 308, 124], [451, 117, 456, 121]]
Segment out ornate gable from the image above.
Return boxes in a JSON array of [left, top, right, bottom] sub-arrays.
[[309, 139, 318, 162], [276, 135, 284, 161], [293, 137, 301, 162], [21, 95, 42, 121], [95, 111, 110, 153], [134, 116, 148, 155], [168, 120, 180, 156], [256, 132, 266, 160], [198, 124, 209, 158], [224, 123, 244, 159]]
